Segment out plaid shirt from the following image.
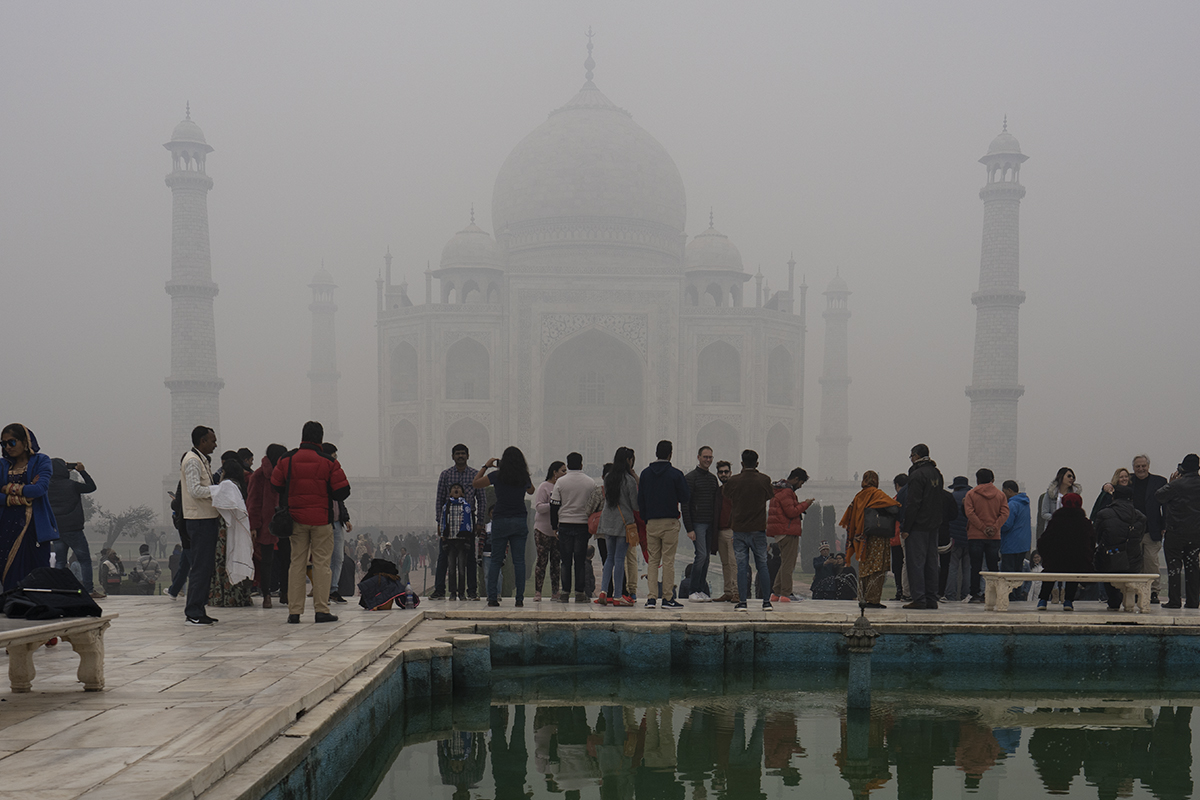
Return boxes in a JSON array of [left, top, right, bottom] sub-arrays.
[[436, 465, 486, 529], [441, 497, 474, 539]]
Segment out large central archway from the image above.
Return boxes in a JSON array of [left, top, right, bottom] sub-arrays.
[[542, 329, 644, 477]]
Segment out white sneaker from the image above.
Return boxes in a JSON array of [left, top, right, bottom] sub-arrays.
[[163, 587, 177, 600], [688, 592, 710, 602], [788, 594, 804, 602]]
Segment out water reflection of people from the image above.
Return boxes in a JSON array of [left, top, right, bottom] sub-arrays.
[[955, 721, 1002, 789], [722, 709, 766, 800], [533, 706, 559, 791], [490, 704, 528, 800], [889, 717, 958, 800], [598, 706, 635, 800], [676, 705, 716, 789], [1148, 706, 1193, 800], [437, 731, 486, 800], [636, 706, 679, 797], [555, 705, 600, 794], [763, 711, 805, 786], [1028, 723, 1086, 793]]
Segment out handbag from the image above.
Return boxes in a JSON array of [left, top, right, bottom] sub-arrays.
[[269, 451, 295, 539], [618, 506, 638, 546], [588, 511, 601, 537]]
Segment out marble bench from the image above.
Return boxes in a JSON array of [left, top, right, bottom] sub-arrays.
[[1, 614, 116, 692], [981, 572, 1153, 613]]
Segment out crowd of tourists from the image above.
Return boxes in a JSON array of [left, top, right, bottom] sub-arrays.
[[5, 415, 1200, 622]]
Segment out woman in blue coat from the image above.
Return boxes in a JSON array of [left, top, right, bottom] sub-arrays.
[[1, 424, 60, 590]]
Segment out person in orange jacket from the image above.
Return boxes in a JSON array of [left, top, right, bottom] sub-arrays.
[[767, 468, 814, 602]]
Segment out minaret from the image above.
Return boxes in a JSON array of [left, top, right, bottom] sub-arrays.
[[967, 119, 1027, 481], [817, 273, 851, 481], [309, 263, 341, 444], [164, 105, 223, 466]]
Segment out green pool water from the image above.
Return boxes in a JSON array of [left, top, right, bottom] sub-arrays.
[[330, 667, 1200, 800]]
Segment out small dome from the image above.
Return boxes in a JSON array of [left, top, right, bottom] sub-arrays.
[[440, 220, 504, 269], [826, 274, 849, 293], [171, 118, 208, 145], [686, 222, 743, 272], [986, 130, 1021, 156], [311, 265, 335, 286]]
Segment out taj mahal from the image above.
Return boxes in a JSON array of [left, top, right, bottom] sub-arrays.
[[163, 40, 1028, 530]]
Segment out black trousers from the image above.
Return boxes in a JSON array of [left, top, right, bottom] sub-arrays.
[[273, 537, 292, 601], [1165, 539, 1200, 608], [433, 540, 449, 595], [904, 530, 940, 606], [183, 518, 219, 620], [558, 523, 590, 595], [1040, 580, 1078, 605]]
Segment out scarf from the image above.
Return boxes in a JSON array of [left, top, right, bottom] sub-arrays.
[[840, 486, 901, 539]]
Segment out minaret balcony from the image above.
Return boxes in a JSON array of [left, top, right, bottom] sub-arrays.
[[165, 280, 219, 298], [971, 289, 1025, 308], [965, 384, 1025, 401]]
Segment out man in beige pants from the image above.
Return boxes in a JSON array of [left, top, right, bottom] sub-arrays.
[[715, 461, 738, 602], [637, 440, 691, 609]]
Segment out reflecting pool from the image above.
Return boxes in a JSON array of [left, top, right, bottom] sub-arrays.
[[330, 667, 1200, 800]]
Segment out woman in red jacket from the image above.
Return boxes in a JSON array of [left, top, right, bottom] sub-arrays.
[[767, 468, 813, 602]]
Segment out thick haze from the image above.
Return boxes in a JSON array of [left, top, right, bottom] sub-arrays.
[[3, 2, 1198, 515]]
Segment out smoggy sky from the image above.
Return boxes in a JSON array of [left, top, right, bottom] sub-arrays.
[[2, 2, 1198, 515]]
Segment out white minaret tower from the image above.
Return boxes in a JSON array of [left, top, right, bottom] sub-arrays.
[[309, 263, 341, 444], [164, 105, 223, 467], [817, 273, 851, 481], [967, 119, 1027, 481]]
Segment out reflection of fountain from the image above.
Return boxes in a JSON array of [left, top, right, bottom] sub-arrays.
[[844, 608, 879, 709]]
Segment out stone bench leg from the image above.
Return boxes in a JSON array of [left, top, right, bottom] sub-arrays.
[[6, 641, 38, 693], [64, 627, 106, 691]]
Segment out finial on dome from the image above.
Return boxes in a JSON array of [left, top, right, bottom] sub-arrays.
[[386, 245, 391, 257], [1002, 114, 1007, 132], [584, 26, 595, 82], [709, 207, 714, 229], [185, 101, 190, 120], [470, 203, 475, 225]]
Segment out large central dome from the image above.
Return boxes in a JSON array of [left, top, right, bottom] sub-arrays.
[[491, 71, 687, 272]]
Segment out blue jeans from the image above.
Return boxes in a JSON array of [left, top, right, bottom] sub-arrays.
[[330, 522, 344, 596], [602, 535, 628, 597], [733, 530, 770, 604], [946, 541, 970, 600], [486, 516, 528, 602], [969, 539, 1001, 599], [168, 548, 192, 597], [184, 517, 219, 620], [1001, 551, 1029, 599], [690, 523, 712, 596], [53, 530, 93, 592]]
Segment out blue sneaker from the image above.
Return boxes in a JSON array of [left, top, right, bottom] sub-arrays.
[[1036, 600, 1047, 611]]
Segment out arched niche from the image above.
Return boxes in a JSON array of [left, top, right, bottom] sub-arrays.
[[390, 342, 418, 402], [445, 417, 490, 469], [446, 338, 489, 400], [543, 329, 643, 476], [696, 420, 739, 465], [764, 422, 791, 480], [697, 340, 740, 403], [767, 345, 794, 405], [390, 420, 418, 477], [461, 279, 482, 304], [685, 285, 699, 306]]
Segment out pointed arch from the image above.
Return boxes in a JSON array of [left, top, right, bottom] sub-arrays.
[[764, 422, 791, 479], [445, 417, 490, 468], [697, 340, 740, 403], [390, 420, 418, 477], [446, 338, 489, 400], [390, 342, 418, 402], [767, 345, 794, 406], [696, 420, 738, 465]]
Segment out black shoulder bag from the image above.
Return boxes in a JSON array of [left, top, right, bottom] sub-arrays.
[[269, 452, 295, 539]]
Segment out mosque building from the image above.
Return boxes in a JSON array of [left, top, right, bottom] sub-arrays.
[[350, 41, 811, 527]]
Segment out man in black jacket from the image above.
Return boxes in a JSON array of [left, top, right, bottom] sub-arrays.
[[682, 446, 720, 600], [1131, 454, 1168, 603], [1155, 454, 1200, 609], [48, 458, 101, 598], [901, 443, 945, 610]]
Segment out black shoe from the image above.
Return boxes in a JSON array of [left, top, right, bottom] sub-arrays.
[[429, 591, 446, 600], [866, 602, 887, 609], [330, 592, 347, 604], [762, 602, 774, 612], [287, 614, 300, 624], [1163, 601, 1183, 609], [902, 601, 928, 610], [645, 598, 657, 608], [515, 597, 524, 607], [968, 596, 986, 604], [315, 612, 339, 623], [468, 595, 480, 601], [1107, 605, 1122, 611], [186, 616, 215, 625], [279, 595, 288, 605], [662, 598, 683, 609], [1151, 592, 1161, 604], [487, 598, 500, 607]]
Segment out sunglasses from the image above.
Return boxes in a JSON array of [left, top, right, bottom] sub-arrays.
[[2, 439, 21, 449]]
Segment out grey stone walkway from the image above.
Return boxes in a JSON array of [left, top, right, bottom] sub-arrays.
[[1, 592, 1195, 800]]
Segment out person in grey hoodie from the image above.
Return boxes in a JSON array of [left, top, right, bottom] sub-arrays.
[[48, 457, 101, 597]]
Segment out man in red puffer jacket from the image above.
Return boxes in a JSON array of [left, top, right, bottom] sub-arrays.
[[271, 421, 351, 624], [767, 468, 814, 602]]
